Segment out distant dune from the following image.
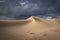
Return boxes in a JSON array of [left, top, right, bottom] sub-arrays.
[[0, 16, 60, 40]]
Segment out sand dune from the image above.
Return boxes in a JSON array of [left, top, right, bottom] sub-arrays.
[[0, 16, 60, 40]]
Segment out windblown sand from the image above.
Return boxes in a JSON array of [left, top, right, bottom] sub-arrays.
[[0, 16, 60, 40]]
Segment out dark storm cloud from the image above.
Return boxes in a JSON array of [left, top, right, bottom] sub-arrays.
[[0, 0, 60, 20], [30, 0, 60, 16]]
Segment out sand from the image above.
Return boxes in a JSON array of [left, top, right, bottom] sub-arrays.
[[0, 16, 60, 40]]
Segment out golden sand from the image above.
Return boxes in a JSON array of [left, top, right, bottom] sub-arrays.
[[0, 16, 60, 40]]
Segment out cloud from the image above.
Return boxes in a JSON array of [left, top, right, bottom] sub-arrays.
[[0, 0, 60, 20], [0, 16, 14, 20], [6, 1, 40, 18]]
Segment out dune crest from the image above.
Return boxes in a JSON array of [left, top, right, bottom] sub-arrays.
[[27, 16, 60, 25], [27, 16, 40, 20], [0, 16, 60, 26]]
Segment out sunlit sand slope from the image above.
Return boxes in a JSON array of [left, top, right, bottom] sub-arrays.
[[0, 16, 60, 40]]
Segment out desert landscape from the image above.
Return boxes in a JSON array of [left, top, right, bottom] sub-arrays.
[[0, 16, 60, 40]]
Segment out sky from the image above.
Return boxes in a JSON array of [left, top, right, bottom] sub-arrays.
[[0, 0, 60, 20]]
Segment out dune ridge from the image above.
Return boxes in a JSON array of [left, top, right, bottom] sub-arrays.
[[1, 16, 60, 27], [0, 16, 60, 24], [0, 16, 60, 40]]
